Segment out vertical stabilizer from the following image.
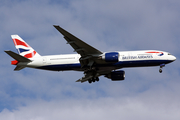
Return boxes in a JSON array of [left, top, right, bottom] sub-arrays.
[[11, 35, 41, 59]]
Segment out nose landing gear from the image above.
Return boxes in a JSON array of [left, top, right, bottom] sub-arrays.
[[159, 64, 165, 73], [159, 69, 162, 73]]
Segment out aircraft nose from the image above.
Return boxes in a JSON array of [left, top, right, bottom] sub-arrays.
[[173, 56, 176, 61], [172, 55, 176, 61]]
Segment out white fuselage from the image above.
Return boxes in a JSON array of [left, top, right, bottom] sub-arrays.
[[18, 50, 176, 71]]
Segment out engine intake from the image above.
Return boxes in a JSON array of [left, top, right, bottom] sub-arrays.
[[102, 52, 119, 62]]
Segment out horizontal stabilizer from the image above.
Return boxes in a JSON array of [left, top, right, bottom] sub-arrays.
[[14, 66, 26, 71], [4, 50, 31, 62]]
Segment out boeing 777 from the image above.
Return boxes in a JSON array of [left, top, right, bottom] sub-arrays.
[[5, 25, 176, 83]]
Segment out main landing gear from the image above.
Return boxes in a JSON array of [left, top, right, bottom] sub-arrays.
[[159, 64, 165, 73], [88, 77, 99, 84], [84, 67, 100, 84]]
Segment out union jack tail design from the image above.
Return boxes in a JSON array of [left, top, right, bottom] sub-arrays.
[[11, 35, 41, 59]]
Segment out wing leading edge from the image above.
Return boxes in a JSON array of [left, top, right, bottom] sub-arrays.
[[53, 25, 103, 57], [54, 25, 105, 83]]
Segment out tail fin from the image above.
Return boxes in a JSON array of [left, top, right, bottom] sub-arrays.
[[11, 35, 41, 59]]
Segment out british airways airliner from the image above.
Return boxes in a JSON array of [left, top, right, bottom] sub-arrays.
[[5, 25, 176, 83]]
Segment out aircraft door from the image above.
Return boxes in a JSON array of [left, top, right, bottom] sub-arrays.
[[43, 57, 47, 65]]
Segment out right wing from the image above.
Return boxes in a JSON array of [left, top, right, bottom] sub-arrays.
[[76, 70, 101, 83], [76, 75, 93, 83]]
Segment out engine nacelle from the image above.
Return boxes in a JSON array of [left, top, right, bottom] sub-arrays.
[[102, 52, 119, 62], [106, 70, 125, 81]]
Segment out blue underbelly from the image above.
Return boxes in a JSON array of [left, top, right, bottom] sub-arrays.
[[36, 60, 172, 71]]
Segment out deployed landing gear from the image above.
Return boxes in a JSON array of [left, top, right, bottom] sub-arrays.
[[88, 77, 99, 84], [88, 80, 92, 84], [96, 77, 99, 81], [84, 67, 99, 84], [159, 64, 165, 73]]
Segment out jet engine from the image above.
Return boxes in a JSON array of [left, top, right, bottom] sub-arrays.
[[102, 52, 119, 62], [106, 70, 125, 81]]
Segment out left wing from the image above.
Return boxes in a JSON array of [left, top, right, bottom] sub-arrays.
[[54, 25, 103, 68], [53, 25, 103, 57], [54, 25, 109, 83]]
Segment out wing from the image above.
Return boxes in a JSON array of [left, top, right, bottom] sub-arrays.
[[54, 25, 103, 68], [76, 68, 115, 83], [54, 25, 111, 83], [76, 75, 93, 83], [53, 25, 102, 57]]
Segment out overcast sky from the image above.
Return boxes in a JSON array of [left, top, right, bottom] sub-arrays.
[[0, 0, 180, 120]]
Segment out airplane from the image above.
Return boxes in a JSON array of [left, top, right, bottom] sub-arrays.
[[5, 25, 176, 83]]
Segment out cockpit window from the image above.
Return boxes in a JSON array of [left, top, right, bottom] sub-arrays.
[[168, 53, 171, 55]]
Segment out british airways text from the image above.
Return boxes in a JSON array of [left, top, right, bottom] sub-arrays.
[[122, 55, 153, 60]]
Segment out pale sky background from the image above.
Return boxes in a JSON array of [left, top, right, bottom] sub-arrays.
[[0, 0, 180, 120]]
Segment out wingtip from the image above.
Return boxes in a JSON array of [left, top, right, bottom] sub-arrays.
[[76, 79, 81, 82], [4, 50, 11, 54], [53, 25, 59, 27]]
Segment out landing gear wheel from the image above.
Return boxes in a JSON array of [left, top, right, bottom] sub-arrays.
[[96, 77, 99, 82], [92, 78, 95, 82], [88, 80, 92, 84], [159, 64, 165, 73]]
